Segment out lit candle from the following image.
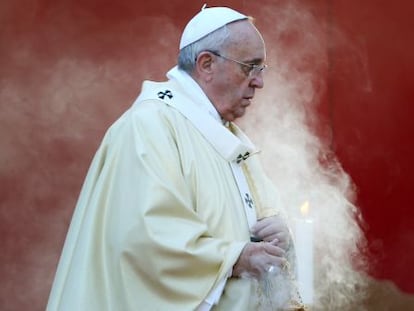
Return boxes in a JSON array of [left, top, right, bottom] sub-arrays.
[[293, 201, 314, 305]]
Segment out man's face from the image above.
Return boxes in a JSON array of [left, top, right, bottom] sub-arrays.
[[209, 21, 266, 122]]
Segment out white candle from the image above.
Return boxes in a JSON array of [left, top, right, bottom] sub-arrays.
[[293, 201, 314, 305]]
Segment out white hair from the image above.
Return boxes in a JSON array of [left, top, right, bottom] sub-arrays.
[[177, 24, 233, 73]]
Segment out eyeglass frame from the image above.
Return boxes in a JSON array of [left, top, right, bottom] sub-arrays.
[[207, 50, 267, 77]]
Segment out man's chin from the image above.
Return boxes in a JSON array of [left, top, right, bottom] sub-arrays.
[[233, 109, 248, 121]]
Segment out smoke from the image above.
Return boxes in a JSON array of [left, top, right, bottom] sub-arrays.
[[240, 1, 370, 309]]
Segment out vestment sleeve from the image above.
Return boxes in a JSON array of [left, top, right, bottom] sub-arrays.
[[100, 104, 245, 309]]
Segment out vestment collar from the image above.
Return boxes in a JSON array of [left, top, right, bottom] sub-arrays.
[[134, 66, 258, 163], [166, 66, 223, 123]]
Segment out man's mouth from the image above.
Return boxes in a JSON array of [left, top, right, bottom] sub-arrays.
[[243, 97, 253, 105]]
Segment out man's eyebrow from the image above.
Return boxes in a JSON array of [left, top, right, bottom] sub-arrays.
[[245, 57, 264, 65]]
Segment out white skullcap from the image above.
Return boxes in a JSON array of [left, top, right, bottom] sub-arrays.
[[179, 5, 247, 49]]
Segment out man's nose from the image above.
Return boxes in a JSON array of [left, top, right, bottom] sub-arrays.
[[250, 74, 264, 89]]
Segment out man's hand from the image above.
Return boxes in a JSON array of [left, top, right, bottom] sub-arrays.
[[251, 216, 290, 251], [232, 241, 287, 279]]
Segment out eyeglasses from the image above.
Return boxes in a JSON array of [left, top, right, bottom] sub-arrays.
[[209, 50, 267, 77]]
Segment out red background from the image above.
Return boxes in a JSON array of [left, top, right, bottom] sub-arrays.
[[1, 0, 413, 310]]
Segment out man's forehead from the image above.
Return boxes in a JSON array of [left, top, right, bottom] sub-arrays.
[[226, 23, 266, 63]]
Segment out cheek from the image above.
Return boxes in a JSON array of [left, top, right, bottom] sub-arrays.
[[225, 77, 246, 99], [214, 74, 248, 111]]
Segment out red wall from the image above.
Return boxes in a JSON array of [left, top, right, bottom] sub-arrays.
[[1, 0, 413, 309], [328, 0, 414, 291]]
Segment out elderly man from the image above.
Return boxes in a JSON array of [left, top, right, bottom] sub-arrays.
[[47, 6, 304, 311]]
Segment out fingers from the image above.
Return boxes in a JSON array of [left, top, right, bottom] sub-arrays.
[[263, 241, 286, 257], [251, 216, 290, 250], [272, 232, 290, 251], [233, 242, 288, 279], [257, 243, 288, 275], [253, 226, 276, 241], [267, 237, 289, 252], [266, 259, 290, 276], [251, 216, 287, 238], [251, 216, 275, 232]]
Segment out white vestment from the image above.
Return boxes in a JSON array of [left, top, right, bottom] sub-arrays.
[[47, 67, 284, 311]]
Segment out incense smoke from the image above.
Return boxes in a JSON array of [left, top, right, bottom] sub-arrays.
[[241, 1, 370, 309]]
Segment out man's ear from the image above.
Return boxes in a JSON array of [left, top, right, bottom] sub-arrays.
[[195, 51, 215, 81]]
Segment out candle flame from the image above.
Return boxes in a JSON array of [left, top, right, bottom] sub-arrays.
[[300, 201, 310, 216]]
